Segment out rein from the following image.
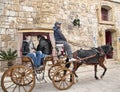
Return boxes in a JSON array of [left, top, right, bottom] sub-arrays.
[[98, 47, 105, 56], [68, 41, 82, 47], [68, 40, 92, 48], [77, 54, 97, 61]]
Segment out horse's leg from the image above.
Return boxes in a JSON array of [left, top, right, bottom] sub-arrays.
[[65, 58, 70, 68], [99, 63, 107, 79], [72, 62, 82, 78], [94, 64, 99, 80], [64, 58, 70, 75]]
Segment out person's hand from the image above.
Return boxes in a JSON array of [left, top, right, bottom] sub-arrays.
[[31, 49, 36, 53]]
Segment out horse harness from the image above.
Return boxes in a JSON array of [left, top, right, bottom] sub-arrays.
[[76, 47, 105, 63], [77, 54, 96, 63], [94, 47, 105, 57]]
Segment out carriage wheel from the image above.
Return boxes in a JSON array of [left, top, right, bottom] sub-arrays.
[[48, 65, 61, 81], [52, 67, 74, 90], [1, 65, 35, 92]]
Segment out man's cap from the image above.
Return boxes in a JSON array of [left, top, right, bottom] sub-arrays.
[[55, 22, 61, 26]]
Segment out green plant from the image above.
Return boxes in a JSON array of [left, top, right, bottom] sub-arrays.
[[73, 18, 80, 27], [0, 48, 17, 66]]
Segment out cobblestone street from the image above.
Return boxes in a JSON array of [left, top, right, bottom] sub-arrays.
[[32, 60, 120, 92], [0, 60, 120, 92]]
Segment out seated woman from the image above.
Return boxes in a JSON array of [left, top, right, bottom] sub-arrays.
[[21, 34, 45, 69]]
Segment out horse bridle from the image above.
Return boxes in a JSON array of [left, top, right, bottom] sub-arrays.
[[100, 45, 113, 56], [99, 47, 105, 56], [106, 46, 113, 56]]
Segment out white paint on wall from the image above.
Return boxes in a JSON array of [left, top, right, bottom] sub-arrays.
[[111, 0, 120, 3]]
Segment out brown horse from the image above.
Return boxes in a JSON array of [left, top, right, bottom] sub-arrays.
[[70, 44, 113, 80]]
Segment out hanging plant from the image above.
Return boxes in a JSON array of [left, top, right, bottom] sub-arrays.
[[72, 18, 80, 27]]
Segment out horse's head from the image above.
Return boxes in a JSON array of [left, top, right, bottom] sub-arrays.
[[100, 44, 113, 57]]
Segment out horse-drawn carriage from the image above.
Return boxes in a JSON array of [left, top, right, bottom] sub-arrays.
[[1, 28, 75, 92], [1, 28, 113, 92]]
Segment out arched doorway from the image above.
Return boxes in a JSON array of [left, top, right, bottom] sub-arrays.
[[105, 30, 113, 58]]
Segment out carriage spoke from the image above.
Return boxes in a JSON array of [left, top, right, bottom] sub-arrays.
[[6, 83, 16, 89], [58, 81, 63, 88], [12, 84, 17, 92], [24, 77, 32, 85], [22, 86, 27, 92], [24, 76, 32, 84], [62, 81, 66, 88], [64, 80, 69, 87], [25, 71, 33, 76], [26, 76, 33, 81]]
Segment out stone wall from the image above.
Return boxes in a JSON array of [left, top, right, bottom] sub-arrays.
[[0, 0, 120, 60], [0, 0, 39, 50], [0, 0, 99, 50]]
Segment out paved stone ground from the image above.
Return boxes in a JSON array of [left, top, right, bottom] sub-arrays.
[[0, 60, 120, 92], [33, 60, 120, 92]]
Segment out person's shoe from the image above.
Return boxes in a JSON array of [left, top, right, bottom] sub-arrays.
[[69, 58, 76, 62]]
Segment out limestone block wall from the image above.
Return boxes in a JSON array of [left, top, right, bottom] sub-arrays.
[[51, 0, 99, 51], [98, 0, 120, 60], [0, 0, 99, 51], [113, 3, 120, 60], [0, 0, 39, 50], [0, 0, 120, 61]]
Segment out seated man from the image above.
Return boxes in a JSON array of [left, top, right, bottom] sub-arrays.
[[37, 35, 52, 55]]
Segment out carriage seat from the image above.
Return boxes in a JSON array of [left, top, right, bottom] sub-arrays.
[[22, 56, 33, 62], [56, 44, 64, 47], [56, 44, 66, 56]]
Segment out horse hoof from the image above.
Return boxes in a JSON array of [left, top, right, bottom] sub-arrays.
[[95, 77, 99, 80], [96, 78, 99, 80], [76, 78, 79, 83], [101, 76, 103, 79]]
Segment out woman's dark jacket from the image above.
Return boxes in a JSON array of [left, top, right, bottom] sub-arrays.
[[21, 40, 35, 55], [22, 41, 30, 55]]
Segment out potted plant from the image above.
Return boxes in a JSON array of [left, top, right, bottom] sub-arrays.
[[0, 48, 17, 68]]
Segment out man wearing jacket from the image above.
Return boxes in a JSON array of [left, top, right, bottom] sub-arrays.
[[37, 35, 52, 55], [53, 22, 76, 62]]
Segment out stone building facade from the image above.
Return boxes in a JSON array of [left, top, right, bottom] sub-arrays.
[[0, 0, 120, 62]]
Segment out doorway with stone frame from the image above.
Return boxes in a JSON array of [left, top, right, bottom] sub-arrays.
[[105, 29, 117, 59], [105, 30, 113, 58]]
